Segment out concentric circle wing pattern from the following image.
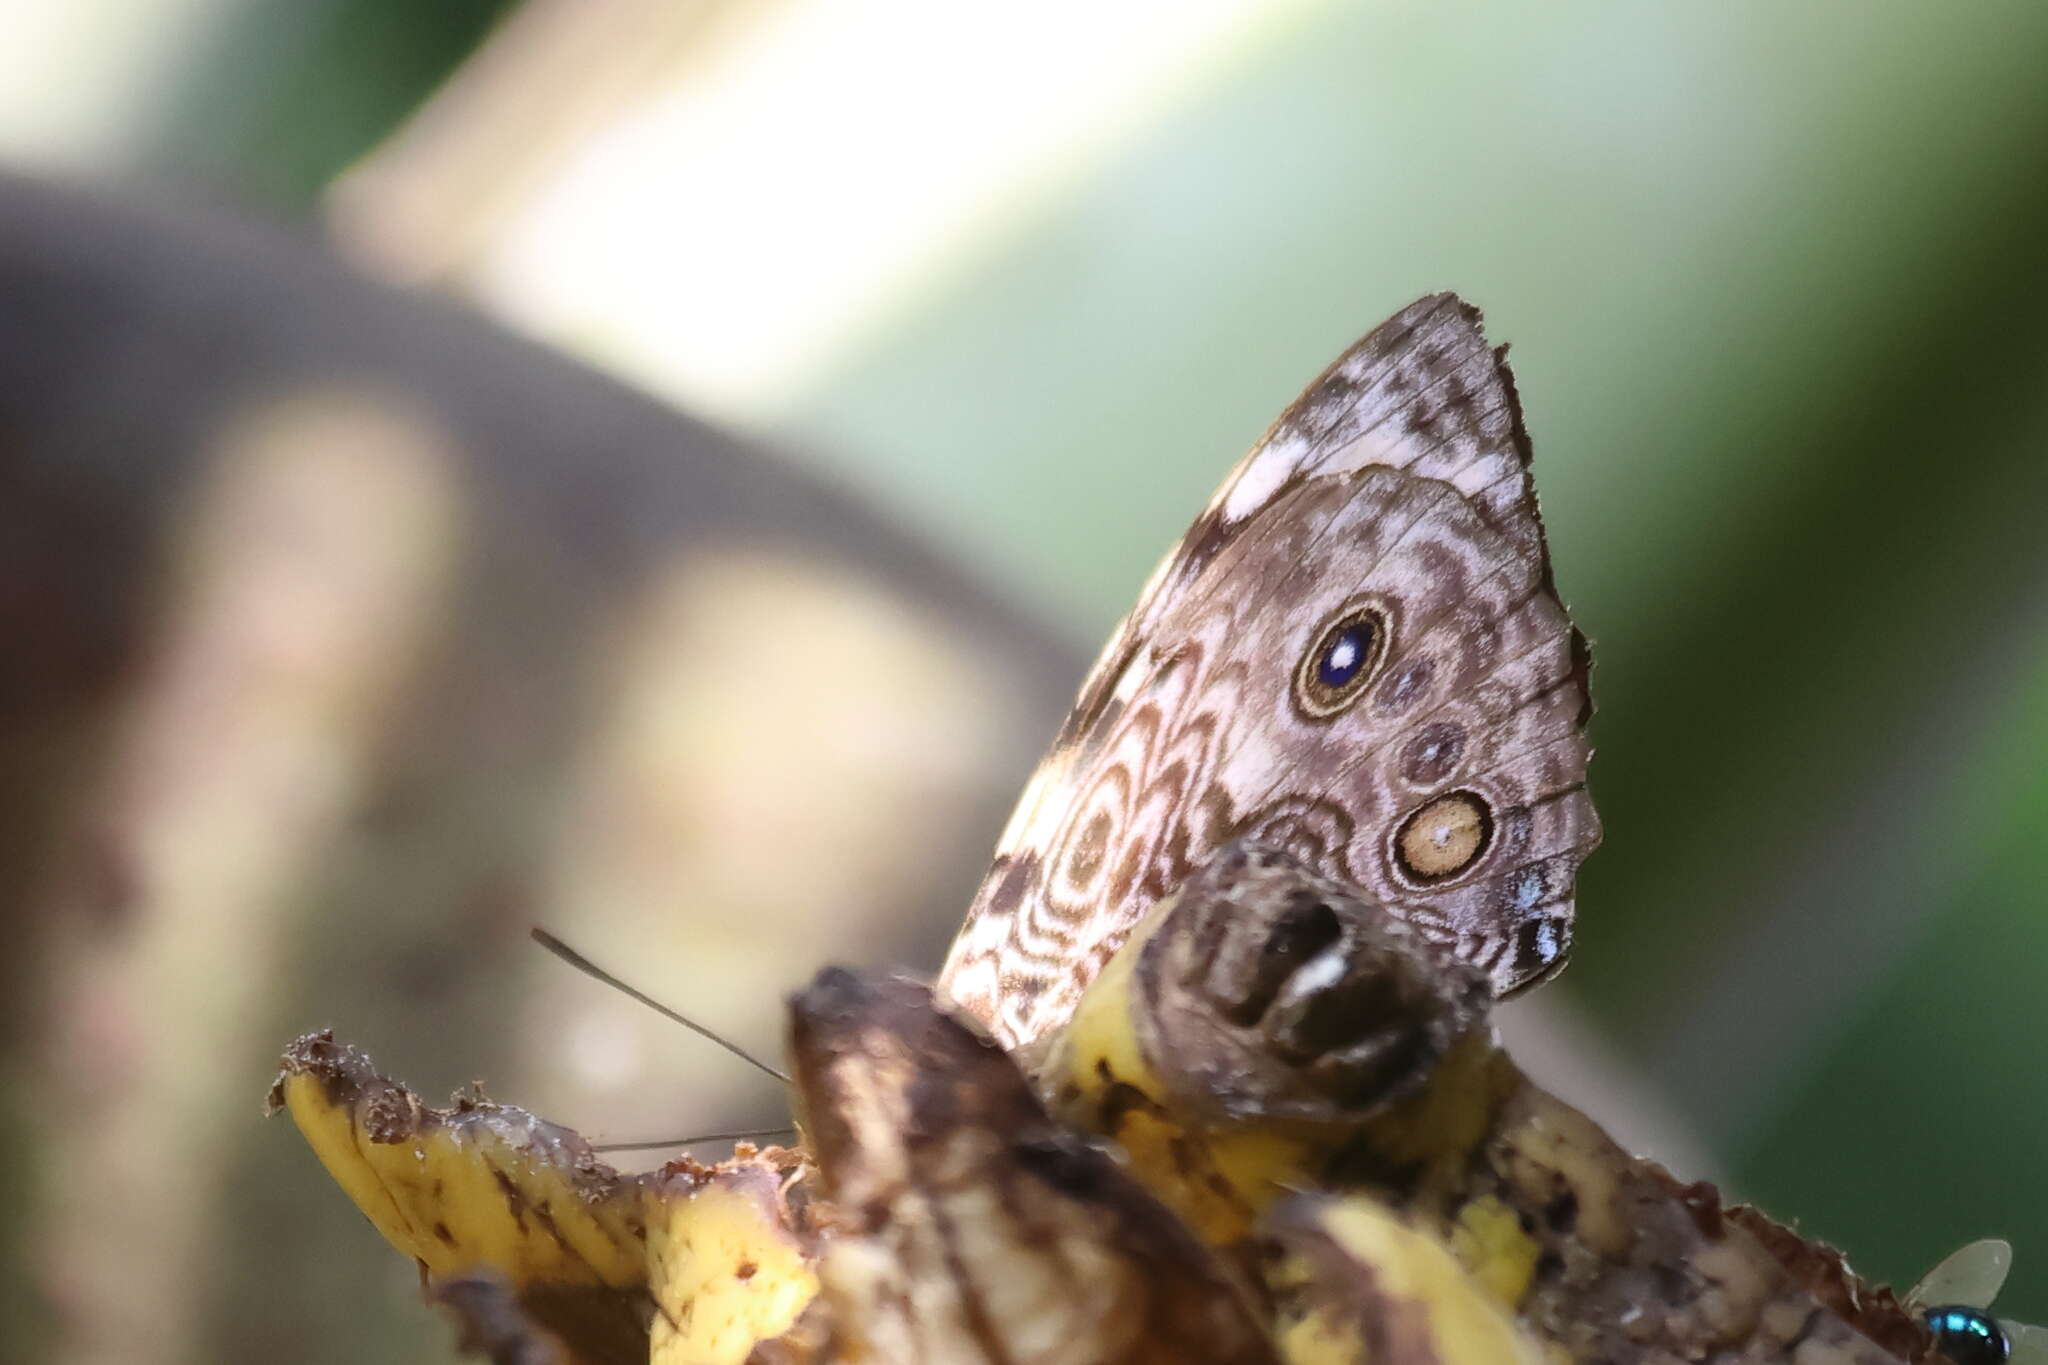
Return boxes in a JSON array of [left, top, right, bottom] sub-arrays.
[[940, 294, 1599, 1051]]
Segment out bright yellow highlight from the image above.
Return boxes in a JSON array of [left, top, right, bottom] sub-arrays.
[[1450, 1194, 1542, 1309], [1270, 1197, 1548, 1365], [648, 1178, 818, 1365], [276, 1068, 644, 1288], [1051, 894, 1321, 1246]]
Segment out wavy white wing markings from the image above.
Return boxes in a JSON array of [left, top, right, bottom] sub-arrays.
[[939, 293, 1592, 1049]]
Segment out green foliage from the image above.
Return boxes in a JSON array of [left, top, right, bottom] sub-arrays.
[[784, 0, 2048, 1319], [140, 0, 515, 212]]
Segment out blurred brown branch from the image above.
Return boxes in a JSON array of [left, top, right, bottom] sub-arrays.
[[0, 172, 1080, 1365]]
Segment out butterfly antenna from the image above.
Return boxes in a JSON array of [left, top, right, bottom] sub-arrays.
[[590, 1126, 798, 1154], [529, 927, 790, 1084]]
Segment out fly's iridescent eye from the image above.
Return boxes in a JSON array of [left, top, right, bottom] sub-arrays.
[[1924, 1307, 2011, 1365], [1294, 602, 1390, 719]]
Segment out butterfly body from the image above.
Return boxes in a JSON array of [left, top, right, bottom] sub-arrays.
[[940, 294, 1601, 1051]]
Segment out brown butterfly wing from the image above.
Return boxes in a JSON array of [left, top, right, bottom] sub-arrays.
[[940, 294, 1597, 1050]]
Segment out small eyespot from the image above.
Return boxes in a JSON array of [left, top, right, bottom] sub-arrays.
[[1294, 601, 1391, 719], [1377, 655, 1435, 713], [1391, 790, 1494, 885], [1400, 721, 1466, 786]]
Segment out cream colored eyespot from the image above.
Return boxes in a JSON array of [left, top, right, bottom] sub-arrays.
[[1294, 601, 1390, 719], [1392, 790, 1493, 884]]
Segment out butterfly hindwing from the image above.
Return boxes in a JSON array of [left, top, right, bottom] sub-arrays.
[[941, 293, 1598, 1050]]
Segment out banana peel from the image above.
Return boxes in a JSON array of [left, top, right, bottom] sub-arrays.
[[782, 968, 1278, 1365], [1040, 841, 1943, 1365], [269, 1030, 817, 1365], [644, 1161, 818, 1365], [1264, 1193, 1551, 1365], [273, 842, 1952, 1365]]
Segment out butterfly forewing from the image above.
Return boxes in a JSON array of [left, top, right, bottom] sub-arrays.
[[941, 293, 1599, 1050]]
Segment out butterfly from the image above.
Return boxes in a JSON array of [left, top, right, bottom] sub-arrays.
[[938, 292, 1601, 1052]]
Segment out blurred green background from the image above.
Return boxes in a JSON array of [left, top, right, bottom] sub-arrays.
[[5, 1, 2046, 1360]]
